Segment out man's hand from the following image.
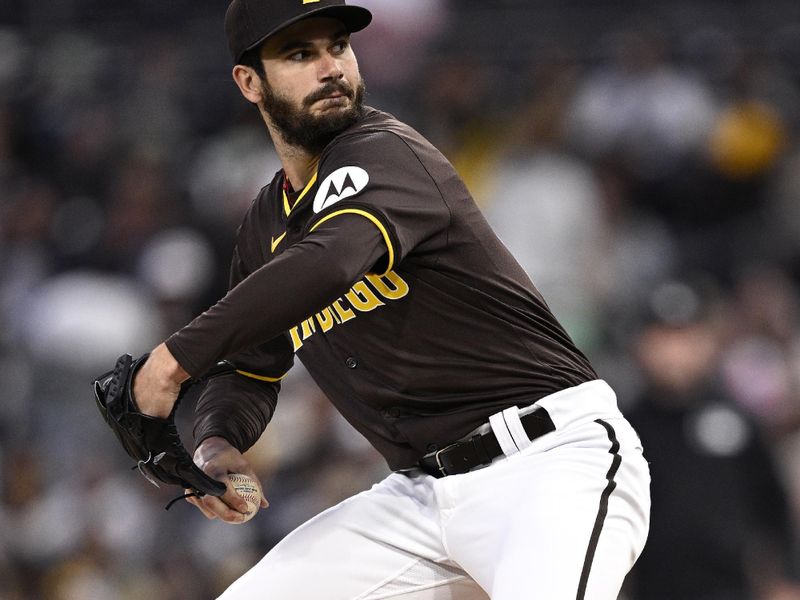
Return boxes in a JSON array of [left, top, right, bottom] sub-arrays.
[[93, 352, 228, 497], [132, 343, 190, 418], [187, 436, 269, 523]]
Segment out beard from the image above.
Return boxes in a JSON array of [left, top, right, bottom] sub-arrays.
[[261, 76, 365, 155]]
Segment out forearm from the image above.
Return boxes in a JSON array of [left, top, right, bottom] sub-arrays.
[[132, 342, 191, 418], [193, 372, 278, 453]]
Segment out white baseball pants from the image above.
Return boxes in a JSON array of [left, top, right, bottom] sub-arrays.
[[219, 380, 651, 599]]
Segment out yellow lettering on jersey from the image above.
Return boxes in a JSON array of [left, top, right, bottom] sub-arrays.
[[315, 307, 336, 332], [303, 0, 321, 4], [301, 317, 316, 339], [331, 298, 356, 323], [367, 271, 410, 301], [345, 281, 385, 313], [287, 270, 410, 352], [289, 326, 303, 351]]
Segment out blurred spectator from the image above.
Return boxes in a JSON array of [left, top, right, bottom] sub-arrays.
[[567, 26, 716, 183], [721, 267, 800, 433], [627, 278, 800, 600], [353, 0, 447, 103], [765, 148, 800, 277], [485, 64, 609, 348], [20, 272, 163, 371]]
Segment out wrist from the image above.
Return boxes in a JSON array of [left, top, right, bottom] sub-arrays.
[[198, 435, 234, 451], [194, 435, 239, 468], [153, 343, 190, 385]]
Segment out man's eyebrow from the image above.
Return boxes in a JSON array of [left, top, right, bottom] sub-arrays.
[[276, 30, 350, 55], [277, 40, 313, 54]]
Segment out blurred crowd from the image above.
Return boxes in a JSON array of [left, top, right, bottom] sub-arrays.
[[3, 0, 800, 598]]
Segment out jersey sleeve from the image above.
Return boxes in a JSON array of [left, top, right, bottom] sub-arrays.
[[307, 130, 451, 271], [218, 243, 296, 381], [182, 240, 294, 453], [165, 212, 387, 379]]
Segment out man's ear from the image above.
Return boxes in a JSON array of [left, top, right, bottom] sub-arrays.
[[232, 65, 264, 104]]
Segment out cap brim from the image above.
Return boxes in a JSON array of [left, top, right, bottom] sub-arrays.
[[239, 5, 372, 62]]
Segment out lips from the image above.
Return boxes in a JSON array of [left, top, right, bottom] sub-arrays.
[[315, 94, 349, 109]]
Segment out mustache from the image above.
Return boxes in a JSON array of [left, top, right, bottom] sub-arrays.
[[303, 81, 355, 107]]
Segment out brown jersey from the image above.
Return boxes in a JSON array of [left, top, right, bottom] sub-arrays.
[[166, 107, 597, 470]]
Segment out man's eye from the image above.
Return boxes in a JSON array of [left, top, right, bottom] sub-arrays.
[[332, 40, 349, 54], [288, 51, 310, 61]]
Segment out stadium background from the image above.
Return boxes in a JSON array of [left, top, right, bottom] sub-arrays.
[[3, 0, 800, 597]]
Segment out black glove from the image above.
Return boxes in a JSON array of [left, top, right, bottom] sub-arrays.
[[93, 353, 233, 500]]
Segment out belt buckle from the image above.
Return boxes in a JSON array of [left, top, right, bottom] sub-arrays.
[[434, 442, 460, 476]]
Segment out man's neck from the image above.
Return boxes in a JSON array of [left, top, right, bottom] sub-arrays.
[[268, 124, 319, 191]]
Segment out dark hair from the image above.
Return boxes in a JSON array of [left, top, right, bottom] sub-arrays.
[[238, 46, 265, 79]]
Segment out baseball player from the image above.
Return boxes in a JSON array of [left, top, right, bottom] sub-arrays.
[[131, 1, 651, 598]]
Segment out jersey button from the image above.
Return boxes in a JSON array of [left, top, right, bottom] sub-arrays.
[[382, 407, 401, 419], [345, 357, 358, 369]]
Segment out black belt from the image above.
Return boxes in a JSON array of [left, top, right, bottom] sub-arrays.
[[419, 407, 555, 478]]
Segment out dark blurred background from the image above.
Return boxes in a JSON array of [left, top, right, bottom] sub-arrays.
[[3, 1, 800, 598]]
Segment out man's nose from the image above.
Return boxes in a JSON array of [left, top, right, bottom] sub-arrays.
[[318, 53, 344, 81]]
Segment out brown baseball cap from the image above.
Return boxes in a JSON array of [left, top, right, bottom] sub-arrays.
[[225, 0, 372, 63]]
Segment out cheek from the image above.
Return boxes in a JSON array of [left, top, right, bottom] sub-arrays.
[[342, 53, 361, 85], [267, 69, 312, 104], [346, 67, 361, 89]]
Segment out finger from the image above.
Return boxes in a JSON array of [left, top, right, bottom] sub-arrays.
[[184, 492, 217, 519], [198, 496, 240, 522], [222, 487, 250, 514], [260, 496, 269, 509], [186, 495, 217, 520], [198, 494, 247, 523]]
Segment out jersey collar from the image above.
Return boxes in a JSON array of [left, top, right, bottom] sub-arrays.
[[282, 170, 319, 217]]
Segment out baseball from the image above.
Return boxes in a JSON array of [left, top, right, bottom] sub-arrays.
[[228, 473, 263, 523]]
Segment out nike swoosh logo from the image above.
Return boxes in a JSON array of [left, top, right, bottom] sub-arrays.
[[271, 232, 287, 253]]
